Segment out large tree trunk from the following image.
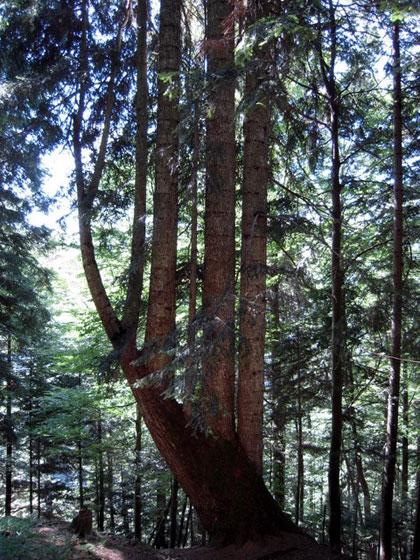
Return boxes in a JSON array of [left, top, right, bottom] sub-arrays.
[[379, 21, 404, 560], [237, 0, 272, 474], [122, 345, 298, 543], [202, 0, 236, 440], [143, 0, 179, 375]]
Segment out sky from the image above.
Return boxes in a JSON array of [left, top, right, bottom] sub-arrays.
[[29, 148, 78, 237]]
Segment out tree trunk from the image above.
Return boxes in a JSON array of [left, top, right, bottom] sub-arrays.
[[401, 368, 409, 559], [237, 0, 272, 474], [177, 494, 188, 547], [134, 405, 142, 540], [5, 333, 12, 516], [170, 477, 179, 547], [411, 436, 420, 560], [155, 482, 168, 548], [78, 439, 84, 508], [121, 469, 129, 535], [28, 365, 34, 515], [122, 345, 299, 544], [319, 2, 344, 551], [143, 0, 180, 380], [295, 360, 304, 525], [380, 21, 403, 560], [271, 285, 286, 509], [107, 450, 115, 532], [97, 418, 105, 531], [202, 0, 236, 440], [121, 0, 148, 335], [37, 438, 41, 518], [185, 101, 200, 418]]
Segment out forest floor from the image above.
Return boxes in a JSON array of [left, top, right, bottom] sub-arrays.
[[0, 516, 338, 560]]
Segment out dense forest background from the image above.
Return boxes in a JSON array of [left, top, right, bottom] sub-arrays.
[[0, 0, 418, 559]]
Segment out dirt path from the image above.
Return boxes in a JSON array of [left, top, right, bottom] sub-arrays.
[[1, 517, 338, 560]]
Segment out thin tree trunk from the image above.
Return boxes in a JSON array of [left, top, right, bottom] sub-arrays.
[[170, 477, 179, 547], [107, 451, 115, 532], [177, 494, 188, 547], [411, 436, 420, 560], [238, 0, 272, 474], [97, 418, 105, 531], [78, 439, 84, 508], [121, 469, 129, 535], [271, 285, 286, 509], [37, 438, 41, 518], [28, 365, 34, 515], [202, 0, 236, 440], [134, 405, 142, 540], [183, 502, 193, 547], [5, 333, 12, 516], [155, 483, 168, 548], [380, 21, 404, 560], [121, 0, 148, 335], [185, 101, 200, 418], [319, 2, 344, 551], [29, 434, 34, 514], [401, 368, 409, 560], [295, 361, 304, 525]]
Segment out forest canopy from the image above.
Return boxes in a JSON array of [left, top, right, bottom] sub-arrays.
[[0, 1, 419, 559]]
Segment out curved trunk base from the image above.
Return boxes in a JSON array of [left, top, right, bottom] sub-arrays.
[[122, 346, 302, 545]]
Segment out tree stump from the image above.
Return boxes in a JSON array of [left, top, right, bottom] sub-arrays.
[[70, 507, 92, 538]]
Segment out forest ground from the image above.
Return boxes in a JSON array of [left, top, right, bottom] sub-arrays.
[[0, 516, 338, 560]]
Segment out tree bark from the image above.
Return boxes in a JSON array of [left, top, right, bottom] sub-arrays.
[[202, 0, 236, 440], [143, 0, 180, 384], [78, 438, 84, 508], [121, 0, 149, 335], [318, 1, 344, 552], [411, 436, 420, 560], [379, 21, 404, 560], [170, 477, 179, 547], [134, 405, 142, 540], [97, 417, 105, 531], [184, 102, 200, 418], [5, 333, 12, 516], [401, 368, 409, 559], [295, 359, 304, 526], [237, 0, 272, 474], [271, 285, 286, 509], [107, 450, 115, 532], [37, 438, 41, 518]]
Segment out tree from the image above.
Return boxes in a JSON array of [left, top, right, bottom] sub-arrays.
[[201, 0, 236, 441], [379, 17, 404, 560], [238, 0, 273, 474]]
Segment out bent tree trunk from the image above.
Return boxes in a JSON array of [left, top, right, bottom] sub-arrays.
[[122, 344, 297, 543]]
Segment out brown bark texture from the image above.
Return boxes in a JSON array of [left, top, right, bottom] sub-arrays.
[[202, 0, 236, 441], [379, 21, 404, 560], [237, 0, 272, 475], [143, 0, 180, 380]]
